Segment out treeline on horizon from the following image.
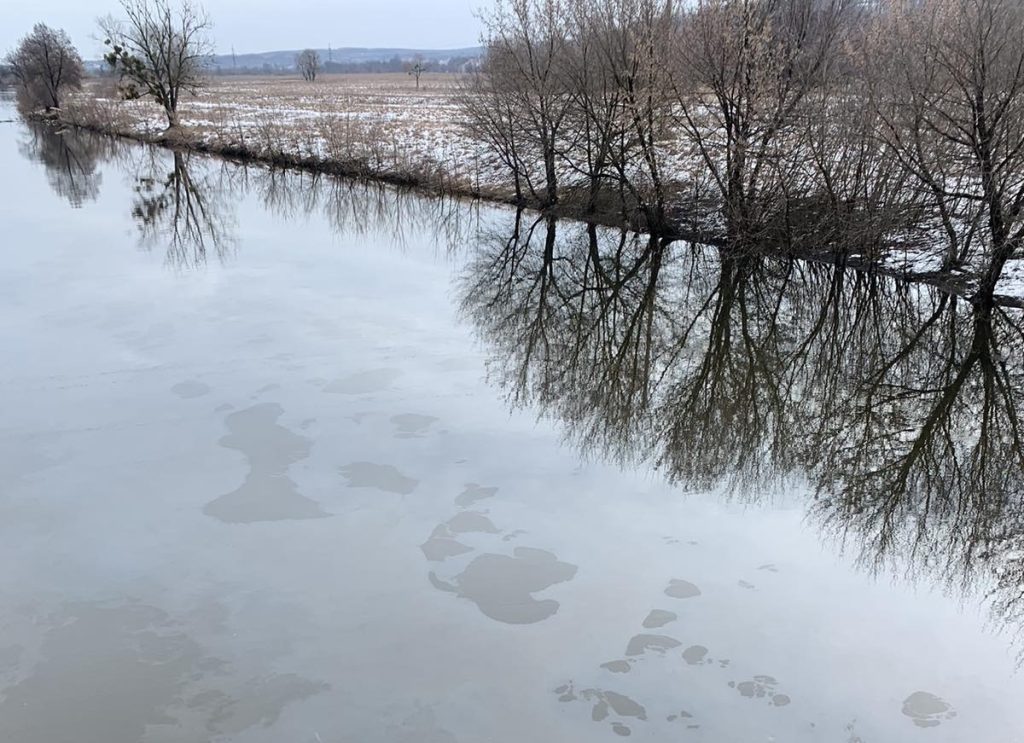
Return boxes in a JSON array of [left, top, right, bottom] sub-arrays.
[[0, 54, 477, 82], [206, 55, 479, 76], [459, 0, 1024, 300]]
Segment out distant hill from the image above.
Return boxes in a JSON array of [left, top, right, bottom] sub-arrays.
[[83, 46, 485, 76], [209, 47, 483, 73]]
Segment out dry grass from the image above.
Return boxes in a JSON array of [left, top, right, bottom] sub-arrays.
[[63, 73, 506, 197]]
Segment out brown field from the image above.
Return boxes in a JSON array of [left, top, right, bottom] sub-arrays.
[[63, 73, 505, 196]]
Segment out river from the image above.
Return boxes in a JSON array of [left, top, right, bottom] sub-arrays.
[[1, 99, 1023, 742]]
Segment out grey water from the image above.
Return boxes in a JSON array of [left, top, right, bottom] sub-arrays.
[[2, 101, 1024, 742]]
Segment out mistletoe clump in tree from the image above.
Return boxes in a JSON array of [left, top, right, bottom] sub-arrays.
[[100, 0, 213, 129]]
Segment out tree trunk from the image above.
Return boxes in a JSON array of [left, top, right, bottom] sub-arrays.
[[543, 142, 558, 208]]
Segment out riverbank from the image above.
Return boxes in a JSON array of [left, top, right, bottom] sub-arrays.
[[52, 75, 723, 242], [56, 75, 508, 197], [41, 76, 1024, 305], [10, 77, 733, 245]]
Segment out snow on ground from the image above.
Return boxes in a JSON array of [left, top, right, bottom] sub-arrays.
[[63, 74, 501, 194], [997, 259, 1024, 302]]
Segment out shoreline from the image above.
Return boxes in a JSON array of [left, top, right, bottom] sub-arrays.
[[47, 109, 714, 243], [30, 109, 1024, 309]]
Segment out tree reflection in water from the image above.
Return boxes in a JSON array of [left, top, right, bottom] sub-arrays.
[[248, 164, 480, 252], [19, 122, 115, 208], [128, 149, 237, 268], [459, 213, 1024, 646], [125, 153, 475, 268], [19, 123, 1024, 635], [17, 124, 480, 267]]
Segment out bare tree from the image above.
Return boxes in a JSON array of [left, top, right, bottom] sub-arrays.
[[480, 0, 574, 208], [672, 0, 857, 247], [296, 48, 320, 82], [556, 0, 625, 216], [5, 23, 83, 112], [406, 56, 426, 89], [583, 0, 676, 230], [455, 0, 1024, 300], [866, 0, 1024, 294], [100, 0, 213, 129], [459, 63, 531, 203], [800, 22, 924, 260]]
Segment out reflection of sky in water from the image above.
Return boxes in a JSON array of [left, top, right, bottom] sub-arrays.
[[1, 103, 1023, 742]]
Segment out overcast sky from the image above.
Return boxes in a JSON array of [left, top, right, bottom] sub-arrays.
[[2, 0, 484, 58]]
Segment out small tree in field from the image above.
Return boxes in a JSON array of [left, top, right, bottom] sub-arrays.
[[296, 49, 320, 81], [406, 57, 426, 89], [5, 23, 83, 112], [100, 0, 213, 128]]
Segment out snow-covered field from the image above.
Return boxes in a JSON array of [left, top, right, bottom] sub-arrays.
[[64, 73, 505, 195]]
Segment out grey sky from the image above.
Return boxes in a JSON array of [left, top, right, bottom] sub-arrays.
[[2, 0, 484, 58]]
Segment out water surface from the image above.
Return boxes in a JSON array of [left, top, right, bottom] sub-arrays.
[[2, 108, 1023, 742]]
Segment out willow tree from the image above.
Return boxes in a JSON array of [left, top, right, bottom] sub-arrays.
[[100, 0, 213, 128]]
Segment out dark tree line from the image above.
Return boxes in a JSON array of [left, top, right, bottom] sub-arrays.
[[460, 0, 1024, 296]]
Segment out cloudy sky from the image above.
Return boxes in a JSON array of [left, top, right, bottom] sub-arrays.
[[2, 0, 484, 58]]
